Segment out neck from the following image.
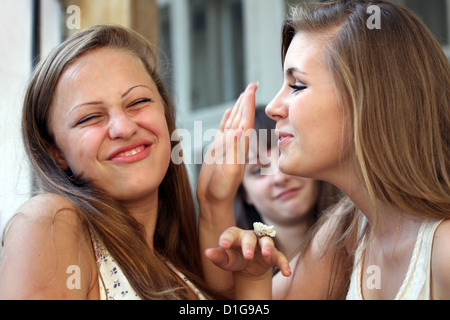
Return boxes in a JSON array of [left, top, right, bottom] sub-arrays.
[[119, 194, 159, 248], [332, 170, 424, 245]]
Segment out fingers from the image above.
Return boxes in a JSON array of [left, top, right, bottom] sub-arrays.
[[224, 83, 258, 131], [219, 227, 257, 260], [272, 249, 292, 277], [206, 226, 292, 278], [204, 247, 247, 272], [258, 236, 275, 257], [205, 83, 258, 167], [225, 93, 244, 130], [239, 83, 257, 131], [219, 108, 233, 132]]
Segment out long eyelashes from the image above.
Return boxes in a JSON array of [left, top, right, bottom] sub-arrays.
[[76, 114, 100, 126], [129, 98, 152, 107], [288, 82, 307, 93]]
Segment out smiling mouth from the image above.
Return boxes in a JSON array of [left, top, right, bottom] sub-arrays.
[[277, 133, 293, 147], [115, 145, 146, 158], [276, 188, 300, 200], [109, 144, 151, 163]]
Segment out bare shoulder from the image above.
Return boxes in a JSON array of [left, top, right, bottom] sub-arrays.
[[2, 193, 84, 244], [0, 193, 96, 299], [431, 219, 450, 299], [15, 193, 78, 216], [3, 193, 83, 243]]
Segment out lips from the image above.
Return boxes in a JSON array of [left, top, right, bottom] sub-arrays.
[[108, 141, 152, 163], [115, 145, 146, 158], [275, 188, 300, 200], [276, 129, 294, 147]]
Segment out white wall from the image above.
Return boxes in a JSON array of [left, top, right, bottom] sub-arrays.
[[0, 0, 34, 236], [243, 0, 285, 106]]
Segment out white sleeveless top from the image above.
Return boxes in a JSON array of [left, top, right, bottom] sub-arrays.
[[346, 219, 443, 300], [91, 232, 207, 300]]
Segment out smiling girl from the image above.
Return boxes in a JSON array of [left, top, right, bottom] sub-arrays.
[[0, 25, 280, 300], [202, 0, 450, 300]]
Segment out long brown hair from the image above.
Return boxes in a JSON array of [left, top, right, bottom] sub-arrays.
[[21, 25, 212, 299], [282, 0, 450, 298]]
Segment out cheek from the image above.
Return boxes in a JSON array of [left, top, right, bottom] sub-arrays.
[[58, 130, 104, 176], [138, 109, 170, 142], [242, 178, 270, 205], [292, 95, 344, 150]]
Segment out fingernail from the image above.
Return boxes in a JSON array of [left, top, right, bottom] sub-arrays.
[[219, 238, 231, 248]]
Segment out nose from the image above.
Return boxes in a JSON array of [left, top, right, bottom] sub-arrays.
[[266, 88, 288, 121], [108, 111, 138, 140]]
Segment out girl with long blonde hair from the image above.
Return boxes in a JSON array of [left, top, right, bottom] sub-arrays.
[[202, 0, 450, 300]]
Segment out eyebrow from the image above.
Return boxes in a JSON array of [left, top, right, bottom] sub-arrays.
[[285, 67, 308, 77], [121, 85, 152, 98], [67, 85, 152, 117]]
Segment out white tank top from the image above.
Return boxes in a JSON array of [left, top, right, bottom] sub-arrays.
[[346, 219, 443, 300]]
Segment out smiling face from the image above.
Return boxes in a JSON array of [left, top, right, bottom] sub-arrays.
[[48, 47, 171, 204], [266, 32, 349, 184], [242, 146, 320, 226]]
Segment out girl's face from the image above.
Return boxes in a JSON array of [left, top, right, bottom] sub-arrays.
[[243, 146, 320, 225], [49, 48, 171, 204], [266, 32, 348, 183]]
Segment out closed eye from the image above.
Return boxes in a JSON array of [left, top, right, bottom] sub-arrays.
[[76, 114, 101, 126], [129, 98, 152, 108], [288, 81, 307, 93]]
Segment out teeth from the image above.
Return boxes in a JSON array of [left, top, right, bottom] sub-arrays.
[[118, 146, 144, 157]]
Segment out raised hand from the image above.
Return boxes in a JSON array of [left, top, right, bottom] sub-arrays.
[[197, 83, 258, 293], [197, 83, 258, 205]]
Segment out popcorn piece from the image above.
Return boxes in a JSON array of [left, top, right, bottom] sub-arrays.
[[253, 222, 276, 238]]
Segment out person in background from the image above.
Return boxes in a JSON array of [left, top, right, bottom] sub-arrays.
[[234, 105, 340, 297], [202, 0, 450, 300]]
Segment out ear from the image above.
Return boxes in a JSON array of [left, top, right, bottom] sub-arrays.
[[45, 142, 69, 171]]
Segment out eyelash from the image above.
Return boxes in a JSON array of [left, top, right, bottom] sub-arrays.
[[76, 114, 99, 125], [288, 81, 307, 93], [129, 98, 152, 107], [76, 99, 152, 126]]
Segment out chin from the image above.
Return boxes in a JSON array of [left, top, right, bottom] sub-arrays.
[[278, 158, 298, 176]]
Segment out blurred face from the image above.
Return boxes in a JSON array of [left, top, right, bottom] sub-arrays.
[[49, 48, 171, 204], [266, 32, 347, 183], [242, 146, 320, 226]]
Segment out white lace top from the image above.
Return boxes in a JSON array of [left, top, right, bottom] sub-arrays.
[[346, 219, 443, 300], [91, 232, 207, 300]]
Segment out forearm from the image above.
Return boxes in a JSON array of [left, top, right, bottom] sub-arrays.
[[233, 269, 272, 300], [198, 203, 235, 295]]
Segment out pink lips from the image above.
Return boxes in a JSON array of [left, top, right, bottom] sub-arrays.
[[108, 141, 152, 164], [275, 188, 300, 200], [276, 130, 294, 148]]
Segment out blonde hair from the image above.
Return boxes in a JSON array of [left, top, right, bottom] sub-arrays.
[[20, 25, 214, 299], [282, 0, 450, 298]]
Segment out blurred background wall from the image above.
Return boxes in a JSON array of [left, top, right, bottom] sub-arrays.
[[1, 0, 449, 234]]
